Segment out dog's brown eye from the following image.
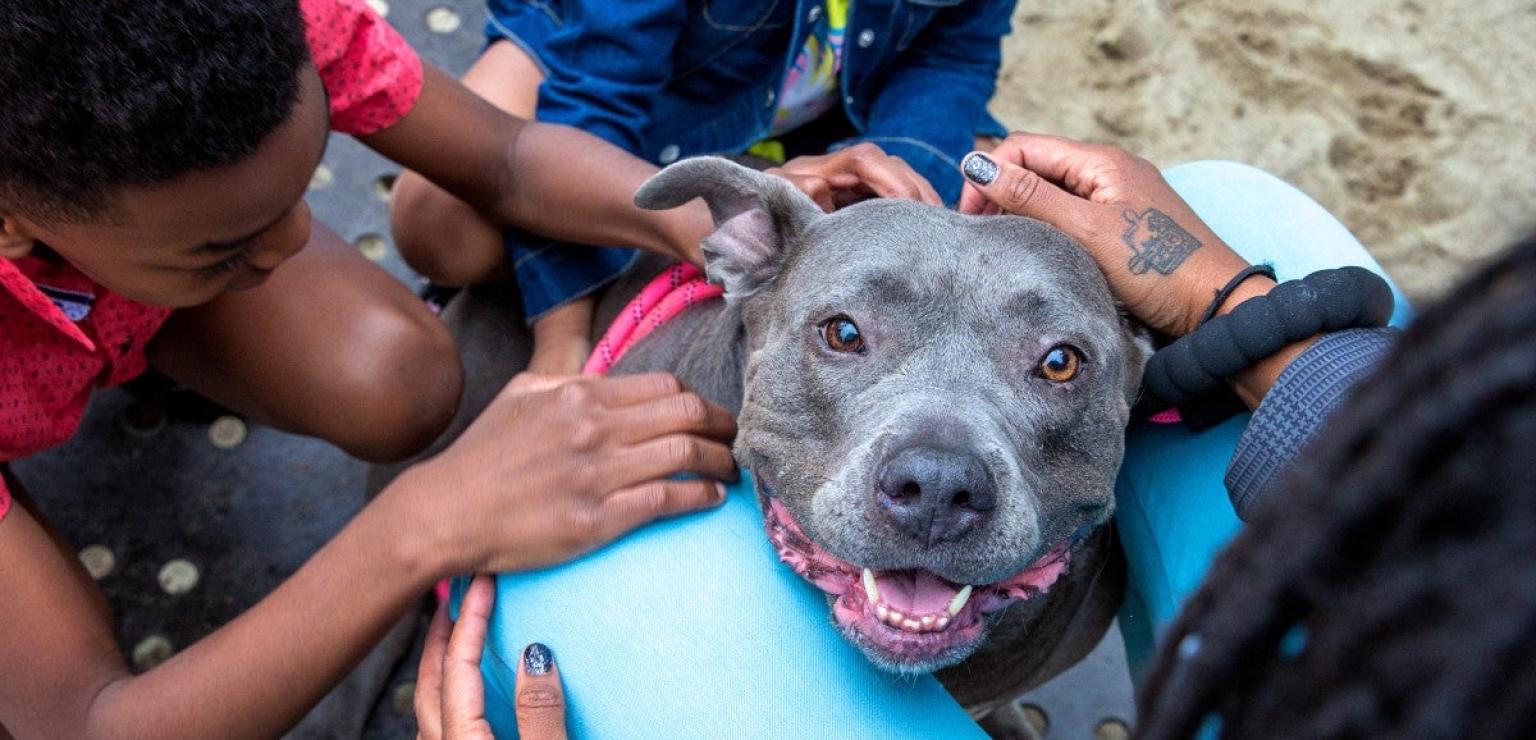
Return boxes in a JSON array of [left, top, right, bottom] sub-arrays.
[[1038, 345, 1082, 382], [823, 316, 864, 353]]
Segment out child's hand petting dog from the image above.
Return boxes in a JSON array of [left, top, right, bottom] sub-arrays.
[[771, 142, 943, 212], [384, 372, 737, 574]]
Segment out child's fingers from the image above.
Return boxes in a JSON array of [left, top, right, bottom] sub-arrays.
[[584, 372, 690, 406], [840, 146, 942, 206], [782, 173, 838, 212], [907, 171, 943, 206], [441, 576, 495, 738], [607, 391, 737, 446], [413, 600, 454, 740], [515, 643, 569, 740], [513, 373, 691, 418], [601, 434, 738, 490], [596, 479, 728, 542]]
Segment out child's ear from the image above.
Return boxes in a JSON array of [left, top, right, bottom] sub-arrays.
[[0, 216, 37, 259]]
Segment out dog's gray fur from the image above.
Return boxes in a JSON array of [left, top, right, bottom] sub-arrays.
[[617, 158, 1142, 719], [370, 158, 1145, 730]]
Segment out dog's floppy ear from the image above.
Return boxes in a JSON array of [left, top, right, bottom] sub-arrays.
[[1118, 304, 1156, 403], [635, 156, 823, 304]]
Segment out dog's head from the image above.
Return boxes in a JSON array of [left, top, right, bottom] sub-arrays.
[[638, 158, 1149, 673]]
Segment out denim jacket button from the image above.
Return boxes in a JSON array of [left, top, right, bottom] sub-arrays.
[[765, 89, 776, 108], [857, 29, 876, 48], [659, 144, 681, 164], [807, 5, 822, 22]]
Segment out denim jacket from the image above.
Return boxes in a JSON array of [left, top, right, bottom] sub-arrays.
[[495, 0, 1016, 203]]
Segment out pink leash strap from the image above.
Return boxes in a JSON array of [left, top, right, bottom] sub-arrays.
[[583, 263, 725, 376]]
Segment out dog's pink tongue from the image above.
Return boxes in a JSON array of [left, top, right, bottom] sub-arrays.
[[874, 570, 959, 614]]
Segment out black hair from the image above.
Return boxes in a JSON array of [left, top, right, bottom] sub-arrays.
[[1136, 233, 1536, 739], [0, 0, 310, 221]]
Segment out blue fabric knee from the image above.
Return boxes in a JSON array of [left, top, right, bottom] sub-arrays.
[[451, 470, 985, 739]]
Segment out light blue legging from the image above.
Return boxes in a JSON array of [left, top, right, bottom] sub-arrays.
[[452, 161, 1412, 737]]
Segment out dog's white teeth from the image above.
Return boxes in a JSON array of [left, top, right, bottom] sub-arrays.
[[862, 568, 881, 604], [863, 575, 970, 632], [948, 585, 974, 617]]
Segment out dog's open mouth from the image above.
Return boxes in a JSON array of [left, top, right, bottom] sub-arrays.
[[761, 494, 1072, 671]]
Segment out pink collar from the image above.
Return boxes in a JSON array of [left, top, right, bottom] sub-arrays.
[[583, 263, 724, 376]]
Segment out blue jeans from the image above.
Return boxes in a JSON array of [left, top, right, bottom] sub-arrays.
[[453, 161, 1411, 737], [485, 0, 1015, 320]]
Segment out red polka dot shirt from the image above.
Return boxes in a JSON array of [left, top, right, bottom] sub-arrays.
[[0, 0, 423, 522]]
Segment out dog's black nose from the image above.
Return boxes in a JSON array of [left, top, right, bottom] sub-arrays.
[[876, 445, 995, 545]]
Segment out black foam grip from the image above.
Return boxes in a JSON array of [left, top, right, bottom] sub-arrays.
[[1143, 267, 1395, 407]]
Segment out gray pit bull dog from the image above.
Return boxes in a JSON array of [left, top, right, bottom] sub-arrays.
[[368, 156, 1151, 729], [599, 157, 1149, 717]]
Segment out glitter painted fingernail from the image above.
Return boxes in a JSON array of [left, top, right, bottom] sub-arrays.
[[962, 153, 999, 186], [523, 642, 554, 675]]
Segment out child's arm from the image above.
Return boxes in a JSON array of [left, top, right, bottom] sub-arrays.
[[843, 0, 1017, 204], [364, 65, 941, 268], [0, 374, 736, 739], [361, 64, 713, 266]]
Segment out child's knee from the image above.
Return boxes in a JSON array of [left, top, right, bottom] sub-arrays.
[[330, 308, 463, 462], [389, 176, 504, 286]]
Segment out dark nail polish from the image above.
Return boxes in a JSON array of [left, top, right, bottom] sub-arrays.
[[962, 153, 999, 186], [523, 642, 553, 675]]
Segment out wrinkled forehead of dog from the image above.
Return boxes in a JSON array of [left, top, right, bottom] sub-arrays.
[[636, 156, 1124, 338], [776, 204, 1120, 331]]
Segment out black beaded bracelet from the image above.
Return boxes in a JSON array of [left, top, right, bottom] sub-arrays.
[[1143, 266, 1395, 408]]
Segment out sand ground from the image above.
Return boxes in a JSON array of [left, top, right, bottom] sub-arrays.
[[992, 0, 1536, 298]]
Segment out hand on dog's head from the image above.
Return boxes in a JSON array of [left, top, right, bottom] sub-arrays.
[[636, 156, 1148, 673]]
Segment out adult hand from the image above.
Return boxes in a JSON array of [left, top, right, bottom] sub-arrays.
[[771, 142, 943, 212], [415, 576, 569, 740], [389, 371, 737, 575], [958, 133, 1265, 337]]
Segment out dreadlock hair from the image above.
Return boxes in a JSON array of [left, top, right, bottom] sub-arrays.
[[0, 0, 309, 222], [1136, 232, 1536, 740]]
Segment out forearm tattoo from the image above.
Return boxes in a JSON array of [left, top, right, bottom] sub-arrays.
[[1122, 208, 1202, 275]]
